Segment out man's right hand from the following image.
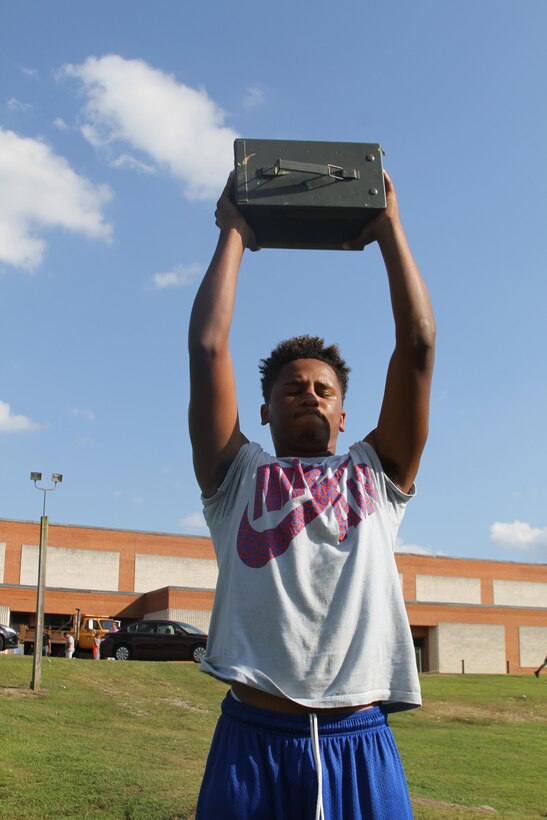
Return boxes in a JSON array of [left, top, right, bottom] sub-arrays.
[[215, 173, 260, 252]]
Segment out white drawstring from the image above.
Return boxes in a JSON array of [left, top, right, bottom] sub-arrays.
[[309, 713, 325, 820]]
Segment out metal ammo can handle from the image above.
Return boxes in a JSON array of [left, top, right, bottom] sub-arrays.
[[258, 158, 360, 181]]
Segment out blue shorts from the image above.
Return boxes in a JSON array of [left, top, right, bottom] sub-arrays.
[[196, 694, 413, 820]]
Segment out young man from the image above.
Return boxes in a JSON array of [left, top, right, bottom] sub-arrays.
[[534, 652, 547, 677], [188, 171, 435, 819]]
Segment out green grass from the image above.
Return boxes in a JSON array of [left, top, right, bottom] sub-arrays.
[[0, 657, 545, 819], [390, 675, 546, 819], [0, 656, 221, 819]]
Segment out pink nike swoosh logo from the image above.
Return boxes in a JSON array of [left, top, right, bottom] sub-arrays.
[[237, 498, 321, 568], [237, 457, 352, 569]]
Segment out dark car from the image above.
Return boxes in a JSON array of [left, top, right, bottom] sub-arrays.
[[0, 624, 19, 652], [99, 619, 207, 663]]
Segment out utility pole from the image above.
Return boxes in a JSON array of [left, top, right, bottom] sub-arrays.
[[29, 472, 63, 691]]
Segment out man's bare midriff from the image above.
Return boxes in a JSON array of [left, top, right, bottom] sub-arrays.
[[232, 682, 379, 715]]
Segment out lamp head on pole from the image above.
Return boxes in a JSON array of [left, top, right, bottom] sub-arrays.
[[30, 470, 63, 525]]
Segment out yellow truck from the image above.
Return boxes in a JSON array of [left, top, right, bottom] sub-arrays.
[[20, 611, 121, 656]]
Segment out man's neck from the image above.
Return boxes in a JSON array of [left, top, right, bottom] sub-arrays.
[[273, 444, 338, 459]]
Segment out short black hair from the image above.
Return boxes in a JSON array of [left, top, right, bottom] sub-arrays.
[[259, 335, 350, 402]]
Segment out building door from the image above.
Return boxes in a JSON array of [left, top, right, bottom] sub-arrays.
[[413, 637, 425, 672]]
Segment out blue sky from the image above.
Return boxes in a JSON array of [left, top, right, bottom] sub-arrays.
[[1, 0, 546, 564]]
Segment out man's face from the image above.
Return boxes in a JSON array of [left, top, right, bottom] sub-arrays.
[[261, 358, 346, 457]]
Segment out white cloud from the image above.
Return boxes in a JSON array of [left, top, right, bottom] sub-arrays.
[[0, 128, 113, 271], [0, 400, 41, 433], [243, 86, 264, 109], [180, 512, 208, 532], [76, 434, 93, 446], [7, 98, 33, 113], [21, 67, 38, 78], [153, 262, 202, 288], [53, 117, 68, 130], [490, 520, 547, 550], [110, 153, 154, 174], [69, 407, 96, 422], [60, 54, 238, 199], [394, 537, 445, 556]]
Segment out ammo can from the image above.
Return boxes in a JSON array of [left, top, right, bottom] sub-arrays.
[[233, 138, 386, 250]]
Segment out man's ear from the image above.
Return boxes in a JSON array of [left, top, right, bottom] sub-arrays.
[[338, 411, 346, 433], [260, 403, 269, 426]]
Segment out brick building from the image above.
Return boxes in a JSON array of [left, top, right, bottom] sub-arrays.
[[1, 517, 546, 674]]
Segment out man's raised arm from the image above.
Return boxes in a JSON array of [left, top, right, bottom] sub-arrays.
[[346, 172, 436, 493], [188, 176, 258, 498]]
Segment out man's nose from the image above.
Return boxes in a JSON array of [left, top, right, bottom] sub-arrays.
[[301, 390, 319, 405]]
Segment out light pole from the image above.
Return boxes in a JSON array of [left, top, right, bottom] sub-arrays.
[[29, 471, 63, 691]]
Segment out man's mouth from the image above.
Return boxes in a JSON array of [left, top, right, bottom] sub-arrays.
[[295, 409, 323, 419]]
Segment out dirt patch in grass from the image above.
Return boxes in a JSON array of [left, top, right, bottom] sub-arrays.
[[154, 697, 213, 714], [420, 699, 546, 725], [412, 795, 496, 813], [0, 684, 48, 699], [120, 700, 150, 717]]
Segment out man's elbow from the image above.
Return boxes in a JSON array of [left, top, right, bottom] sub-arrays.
[[400, 318, 436, 368], [416, 316, 436, 351], [188, 333, 227, 360]]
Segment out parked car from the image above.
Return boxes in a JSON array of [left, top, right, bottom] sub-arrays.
[[0, 624, 19, 652], [99, 619, 207, 663]]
